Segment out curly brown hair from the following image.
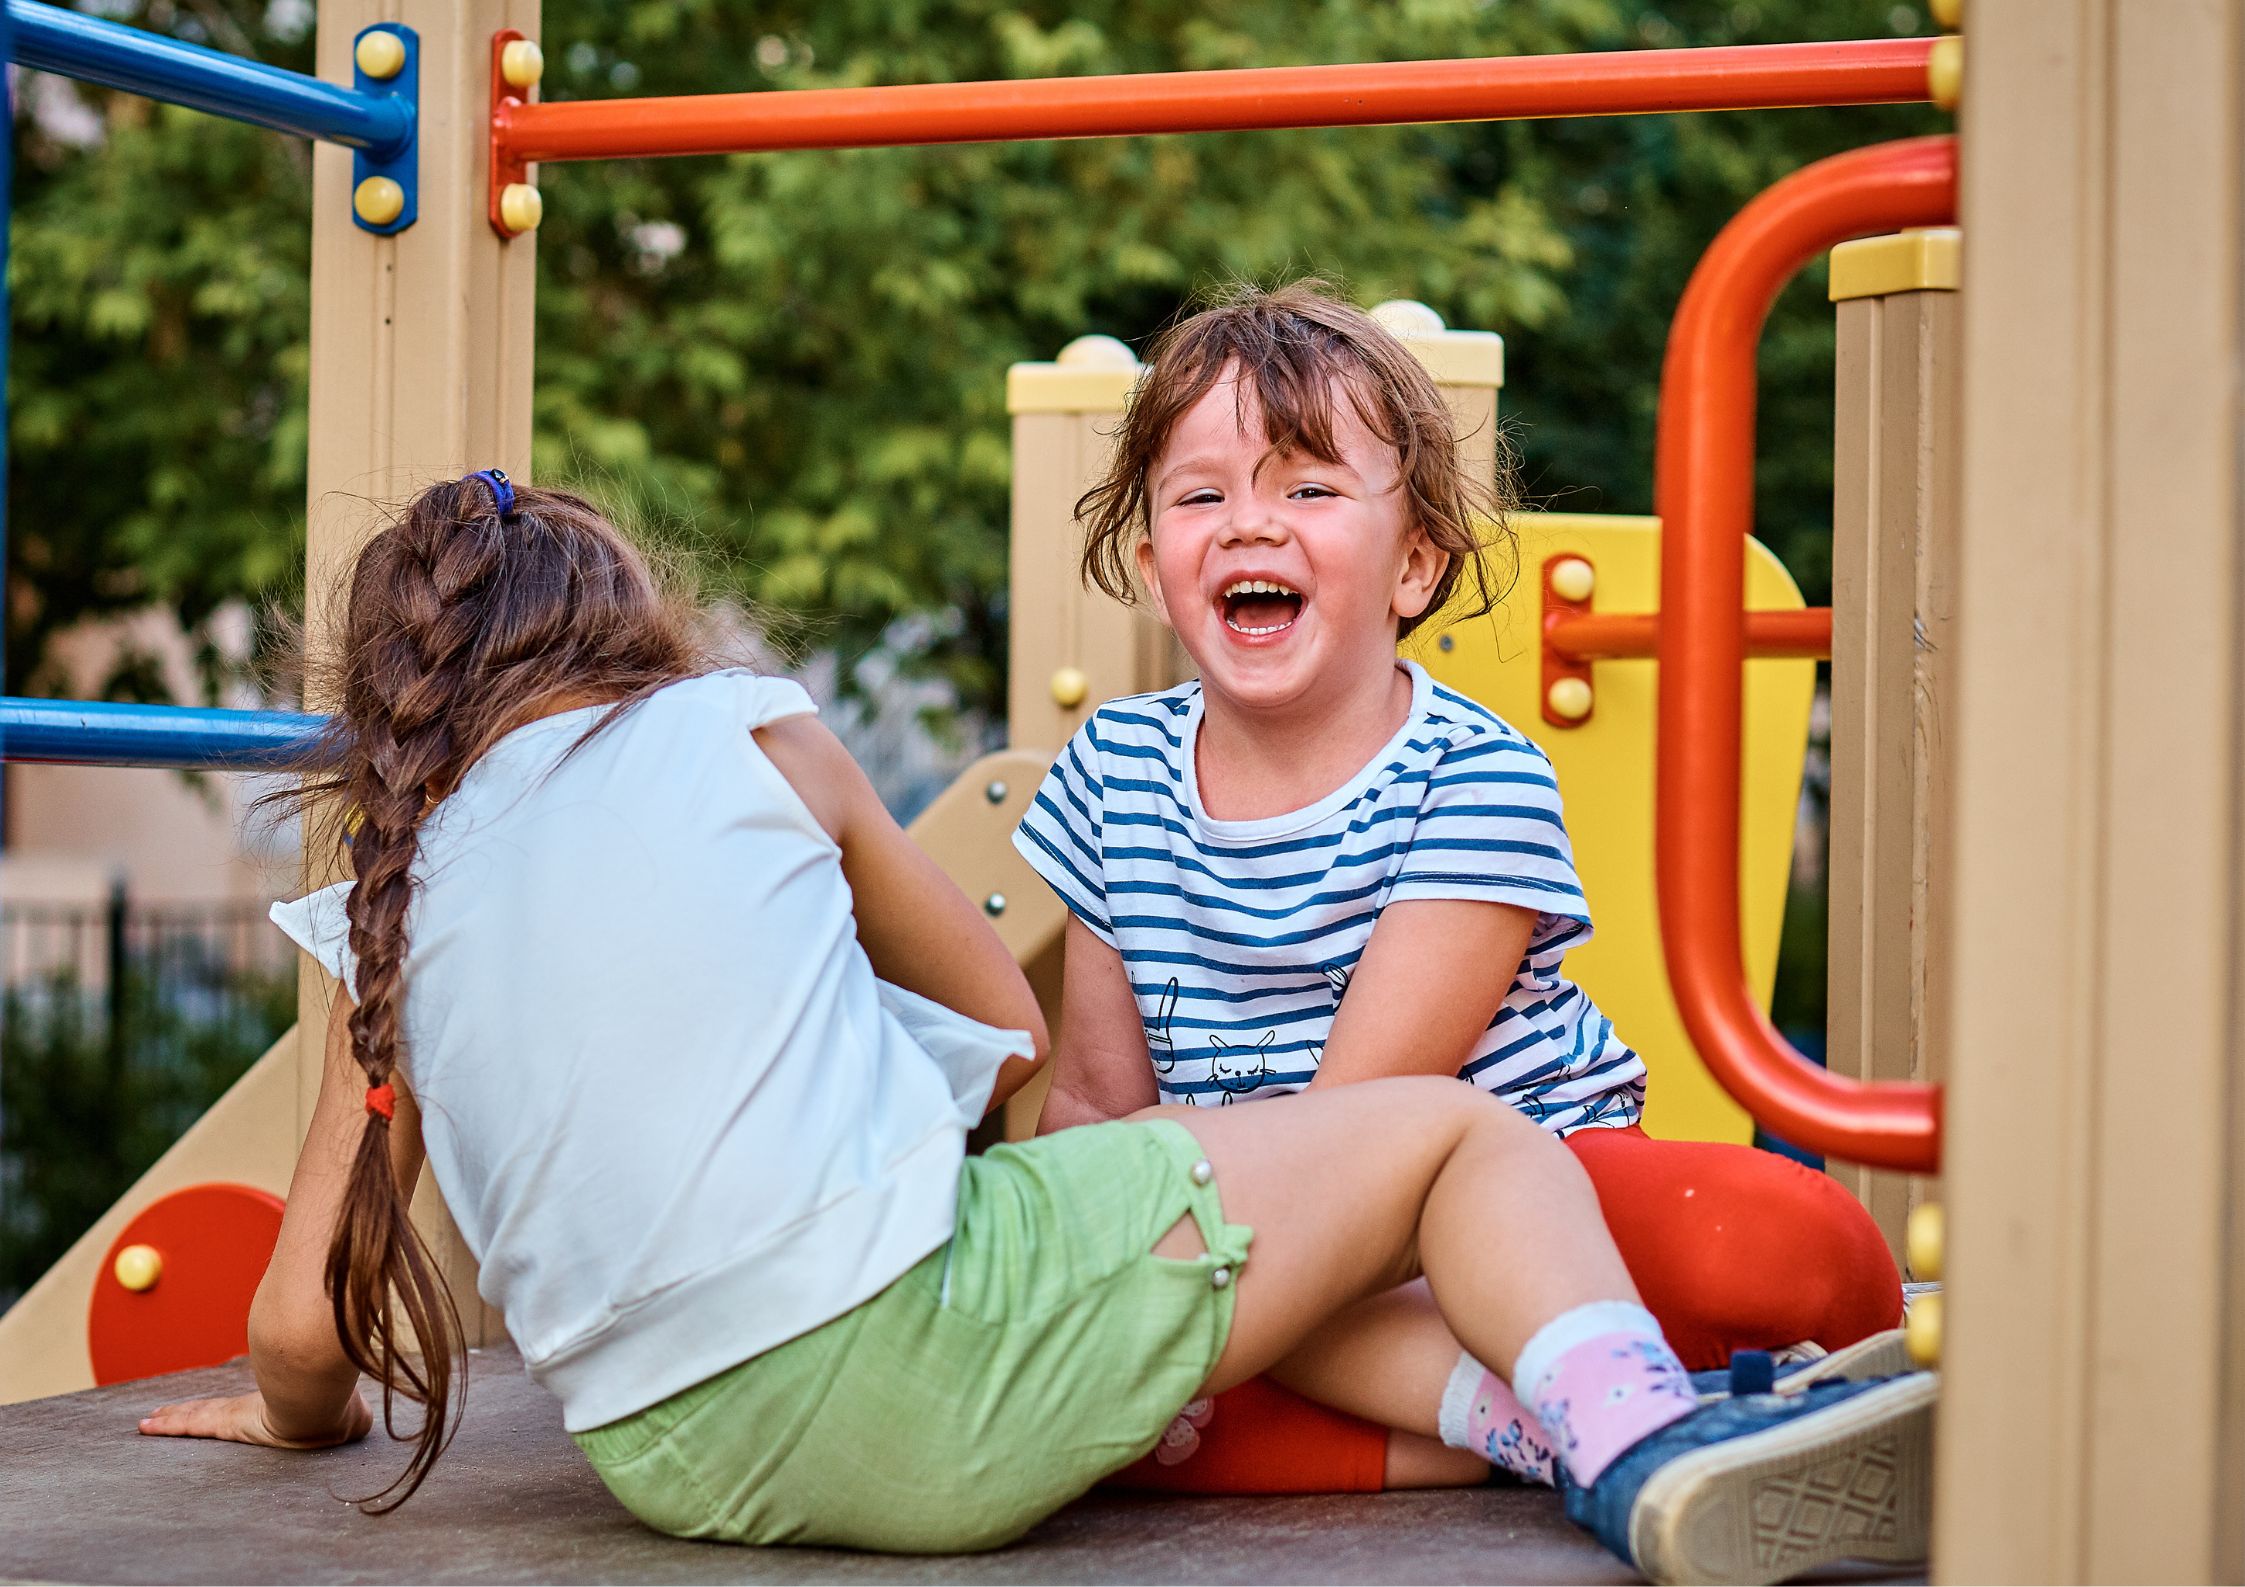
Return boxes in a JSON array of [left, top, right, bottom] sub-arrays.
[[1075, 280, 1516, 639], [283, 479, 724, 1510]]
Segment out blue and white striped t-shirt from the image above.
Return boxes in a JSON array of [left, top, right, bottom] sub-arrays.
[[1011, 661, 1645, 1134]]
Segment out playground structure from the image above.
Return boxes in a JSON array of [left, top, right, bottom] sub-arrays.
[[0, 2, 2240, 1582]]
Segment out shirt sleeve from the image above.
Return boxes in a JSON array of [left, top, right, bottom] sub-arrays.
[[1387, 728, 1593, 931], [1010, 722, 1113, 946], [269, 880, 360, 997]]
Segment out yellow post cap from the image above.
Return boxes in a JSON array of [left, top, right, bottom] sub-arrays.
[[1548, 557, 1596, 604], [1369, 299, 1447, 338], [1929, 35, 1962, 112], [352, 176, 405, 228], [1930, 0, 1962, 29], [1906, 1201, 1945, 1282], [354, 30, 407, 80], [501, 38, 546, 90], [1546, 677, 1593, 722], [1050, 667, 1090, 710], [1905, 1290, 1942, 1367], [1046, 668, 1091, 709], [1056, 334, 1138, 370], [113, 1244, 163, 1293], [499, 183, 544, 234]]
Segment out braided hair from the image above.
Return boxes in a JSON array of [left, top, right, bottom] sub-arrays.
[[296, 477, 713, 1508]]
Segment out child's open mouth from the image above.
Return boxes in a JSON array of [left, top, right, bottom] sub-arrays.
[[1220, 579, 1305, 637]]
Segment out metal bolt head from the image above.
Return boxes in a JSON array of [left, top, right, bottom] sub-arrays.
[[354, 30, 407, 80], [1437, 634, 1455, 652], [352, 176, 406, 228], [983, 893, 1007, 917], [1546, 677, 1594, 722], [984, 779, 1009, 804], [1050, 666, 1090, 709], [113, 1243, 163, 1293], [501, 38, 546, 89], [499, 182, 544, 235], [1548, 556, 1595, 603]]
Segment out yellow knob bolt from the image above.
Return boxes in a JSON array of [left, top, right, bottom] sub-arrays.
[[355, 30, 406, 80], [501, 38, 546, 90], [499, 183, 544, 234], [1050, 666, 1090, 710], [1929, 35, 1963, 113], [113, 1244, 163, 1293], [1930, 0, 1963, 29], [1905, 1290, 1943, 1368], [353, 176, 405, 228], [1548, 557, 1595, 604], [1546, 677, 1593, 722], [1906, 1201, 1946, 1283]]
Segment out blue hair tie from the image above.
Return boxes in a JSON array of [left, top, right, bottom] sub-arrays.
[[465, 468, 517, 520]]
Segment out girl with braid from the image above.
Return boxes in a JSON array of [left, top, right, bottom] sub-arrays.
[[141, 472, 1933, 1584]]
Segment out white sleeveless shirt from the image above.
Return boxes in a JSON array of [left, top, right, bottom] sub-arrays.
[[271, 671, 1030, 1431]]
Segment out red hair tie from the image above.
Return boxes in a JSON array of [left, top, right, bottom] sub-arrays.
[[365, 1083, 397, 1121]]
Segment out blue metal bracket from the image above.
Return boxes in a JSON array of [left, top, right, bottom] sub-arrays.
[[351, 23, 418, 236]]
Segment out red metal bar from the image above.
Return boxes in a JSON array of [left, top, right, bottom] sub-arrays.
[[495, 39, 1933, 165], [1546, 607, 1833, 662], [1655, 135, 1953, 1173]]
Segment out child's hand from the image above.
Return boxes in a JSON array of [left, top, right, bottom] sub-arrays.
[[139, 1389, 372, 1449]]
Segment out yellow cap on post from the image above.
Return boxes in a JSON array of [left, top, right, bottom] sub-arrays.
[[1930, 0, 1963, 29], [353, 177, 405, 228], [1546, 678, 1593, 722], [501, 38, 546, 89], [499, 183, 544, 234], [354, 30, 406, 80], [1906, 1202, 1946, 1282], [113, 1244, 163, 1293], [1905, 1290, 1943, 1367], [1929, 35, 1963, 112], [1050, 667, 1090, 710], [1548, 557, 1596, 604]]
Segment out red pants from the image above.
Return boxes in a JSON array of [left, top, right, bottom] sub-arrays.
[[1107, 1125, 1902, 1495]]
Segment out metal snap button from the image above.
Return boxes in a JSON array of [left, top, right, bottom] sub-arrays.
[[1190, 1158, 1214, 1187], [1210, 1265, 1233, 1290]]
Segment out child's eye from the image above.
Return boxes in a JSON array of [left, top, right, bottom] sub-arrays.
[[1177, 489, 1222, 507], [1290, 484, 1338, 500]]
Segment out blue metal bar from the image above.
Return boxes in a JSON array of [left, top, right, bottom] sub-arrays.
[[0, 698, 330, 769], [7, 0, 411, 156]]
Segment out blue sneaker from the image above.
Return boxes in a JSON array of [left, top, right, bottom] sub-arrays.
[[1564, 1373, 1936, 1585], [1688, 1327, 1912, 1401]]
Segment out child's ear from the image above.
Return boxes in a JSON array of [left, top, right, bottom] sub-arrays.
[[1393, 525, 1450, 623], [1135, 534, 1174, 626]]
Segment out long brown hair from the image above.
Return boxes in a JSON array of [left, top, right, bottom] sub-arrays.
[[1076, 280, 1517, 638], [290, 477, 718, 1509]]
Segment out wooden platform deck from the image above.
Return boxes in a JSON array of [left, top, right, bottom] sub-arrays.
[[3, 1345, 1929, 1585]]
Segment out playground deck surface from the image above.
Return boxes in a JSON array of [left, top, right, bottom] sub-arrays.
[[0, 1345, 1919, 1585]]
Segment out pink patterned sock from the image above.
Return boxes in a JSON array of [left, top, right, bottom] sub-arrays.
[[1438, 1353, 1556, 1485], [1511, 1301, 1698, 1489]]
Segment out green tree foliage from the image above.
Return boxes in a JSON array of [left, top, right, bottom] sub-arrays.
[[7, 0, 1939, 708]]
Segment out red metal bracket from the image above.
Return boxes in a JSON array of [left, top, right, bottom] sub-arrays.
[[1654, 135, 1954, 1173], [489, 28, 531, 239]]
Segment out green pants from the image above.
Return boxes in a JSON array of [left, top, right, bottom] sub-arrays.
[[573, 1118, 1252, 1552]]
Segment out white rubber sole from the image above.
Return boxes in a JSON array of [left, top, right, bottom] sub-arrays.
[[1628, 1373, 1936, 1586]]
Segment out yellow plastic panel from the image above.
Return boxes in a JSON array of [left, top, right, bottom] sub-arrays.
[[1407, 513, 1816, 1145]]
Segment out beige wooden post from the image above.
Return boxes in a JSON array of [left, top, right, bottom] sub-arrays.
[[1935, 2, 2245, 1580], [1824, 230, 1959, 1264], [300, 0, 540, 1347], [1000, 304, 1502, 1137]]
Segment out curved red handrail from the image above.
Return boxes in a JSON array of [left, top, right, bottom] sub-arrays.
[[1655, 136, 1954, 1173]]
